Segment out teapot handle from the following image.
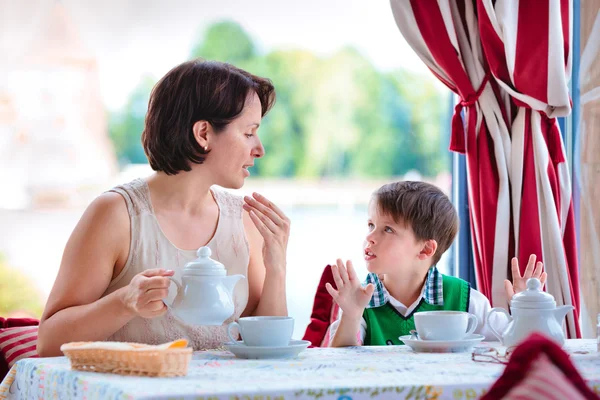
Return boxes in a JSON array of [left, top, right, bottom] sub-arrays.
[[487, 307, 512, 345], [162, 276, 182, 309]]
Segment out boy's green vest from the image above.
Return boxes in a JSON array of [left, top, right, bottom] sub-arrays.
[[363, 275, 470, 345]]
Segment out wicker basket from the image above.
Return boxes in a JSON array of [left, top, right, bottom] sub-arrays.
[[60, 340, 193, 377]]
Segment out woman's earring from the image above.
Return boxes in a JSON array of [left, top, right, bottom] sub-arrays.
[[204, 145, 208, 152]]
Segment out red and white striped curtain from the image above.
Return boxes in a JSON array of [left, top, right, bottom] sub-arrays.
[[390, 0, 580, 337], [477, 0, 580, 336]]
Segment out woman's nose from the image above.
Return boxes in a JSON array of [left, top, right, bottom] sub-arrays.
[[253, 138, 265, 158]]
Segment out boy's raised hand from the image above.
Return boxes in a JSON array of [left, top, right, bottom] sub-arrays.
[[504, 254, 548, 302], [325, 259, 374, 320]]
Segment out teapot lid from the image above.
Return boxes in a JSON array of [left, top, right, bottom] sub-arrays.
[[183, 247, 226, 276], [510, 278, 555, 309]]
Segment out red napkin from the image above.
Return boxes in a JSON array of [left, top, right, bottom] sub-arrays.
[[482, 333, 599, 400]]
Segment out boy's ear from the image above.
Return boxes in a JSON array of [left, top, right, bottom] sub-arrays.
[[418, 240, 438, 260]]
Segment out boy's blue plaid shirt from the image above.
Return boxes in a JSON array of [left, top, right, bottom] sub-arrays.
[[364, 266, 444, 308]]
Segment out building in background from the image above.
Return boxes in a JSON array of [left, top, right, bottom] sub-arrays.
[[0, 3, 116, 209]]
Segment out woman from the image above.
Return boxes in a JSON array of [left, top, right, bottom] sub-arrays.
[[36, 59, 290, 356]]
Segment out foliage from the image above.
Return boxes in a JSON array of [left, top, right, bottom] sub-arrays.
[[0, 255, 44, 318], [108, 20, 450, 177], [108, 75, 155, 165], [190, 20, 257, 65]]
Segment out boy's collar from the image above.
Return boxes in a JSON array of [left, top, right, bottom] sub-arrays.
[[364, 266, 444, 308]]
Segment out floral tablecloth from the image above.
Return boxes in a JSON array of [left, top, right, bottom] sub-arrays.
[[1, 340, 598, 400]]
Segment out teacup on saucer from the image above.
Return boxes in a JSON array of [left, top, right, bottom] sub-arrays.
[[227, 316, 294, 347], [414, 311, 478, 341]]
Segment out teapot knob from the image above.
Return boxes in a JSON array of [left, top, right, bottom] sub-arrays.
[[526, 277, 541, 291], [197, 247, 212, 258]]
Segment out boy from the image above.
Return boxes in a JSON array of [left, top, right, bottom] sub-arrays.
[[327, 181, 546, 346]]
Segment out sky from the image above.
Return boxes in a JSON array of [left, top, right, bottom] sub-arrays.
[[1, 0, 431, 110]]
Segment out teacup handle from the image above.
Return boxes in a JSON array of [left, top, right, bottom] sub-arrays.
[[487, 307, 512, 345], [227, 321, 241, 344], [162, 276, 182, 308], [465, 313, 478, 336]]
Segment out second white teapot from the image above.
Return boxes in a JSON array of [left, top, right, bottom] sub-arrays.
[[487, 278, 573, 347]]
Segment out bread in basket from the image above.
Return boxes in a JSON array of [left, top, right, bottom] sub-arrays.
[[60, 339, 193, 377]]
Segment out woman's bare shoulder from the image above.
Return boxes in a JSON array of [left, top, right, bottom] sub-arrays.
[[70, 191, 131, 260], [85, 191, 130, 225]]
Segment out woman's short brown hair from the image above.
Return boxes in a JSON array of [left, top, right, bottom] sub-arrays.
[[142, 59, 276, 175], [373, 181, 458, 266]]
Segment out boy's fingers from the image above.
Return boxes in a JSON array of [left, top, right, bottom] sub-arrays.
[[337, 259, 349, 283], [325, 283, 339, 300], [504, 279, 515, 299], [532, 261, 544, 278], [331, 264, 344, 290], [540, 272, 548, 287], [364, 283, 375, 297], [523, 254, 536, 278], [511, 258, 520, 280], [346, 260, 357, 281]]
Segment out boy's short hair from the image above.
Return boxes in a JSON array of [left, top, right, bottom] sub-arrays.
[[373, 181, 458, 266]]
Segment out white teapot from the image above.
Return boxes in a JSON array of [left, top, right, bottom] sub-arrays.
[[487, 278, 573, 347], [163, 247, 245, 326]]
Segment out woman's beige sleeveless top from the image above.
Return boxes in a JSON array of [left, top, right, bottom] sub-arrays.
[[102, 178, 250, 350]]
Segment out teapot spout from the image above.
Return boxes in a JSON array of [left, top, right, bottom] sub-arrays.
[[223, 274, 245, 295], [553, 305, 574, 324]]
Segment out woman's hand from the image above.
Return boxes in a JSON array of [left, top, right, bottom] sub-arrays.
[[119, 268, 175, 318], [326, 259, 374, 320], [504, 254, 547, 301], [243, 193, 290, 275]]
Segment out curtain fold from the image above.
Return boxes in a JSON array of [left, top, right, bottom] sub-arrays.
[[477, 0, 580, 337], [389, 0, 580, 336]]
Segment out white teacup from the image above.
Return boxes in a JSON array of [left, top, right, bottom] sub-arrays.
[[414, 311, 478, 341], [227, 316, 294, 347]]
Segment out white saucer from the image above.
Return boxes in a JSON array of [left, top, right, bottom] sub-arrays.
[[399, 334, 485, 353], [224, 339, 311, 359]]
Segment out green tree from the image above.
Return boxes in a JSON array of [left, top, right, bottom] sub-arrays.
[[389, 70, 448, 176], [0, 255, 44, 318], [349, 72, 413, 177], [109, 75, 155, 165], [245, 45, 447, 178], [190, 20, 256, 64], [308, 47, 412, 177], [108, 20, 450, 178], [249, 50, 319, 177]]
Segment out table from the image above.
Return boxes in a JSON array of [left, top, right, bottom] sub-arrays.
[[1, 340, 598, 400]]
